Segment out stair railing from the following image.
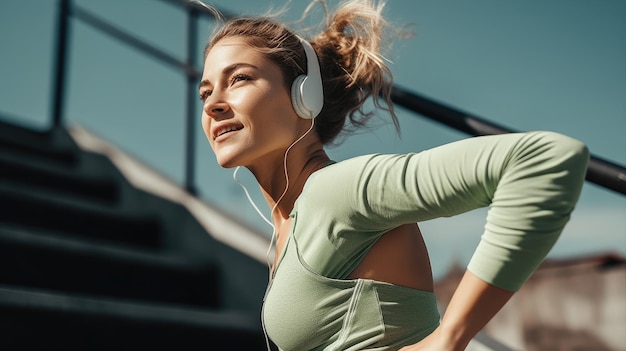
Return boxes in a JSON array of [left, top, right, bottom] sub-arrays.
[[50, 0, 625, 197]]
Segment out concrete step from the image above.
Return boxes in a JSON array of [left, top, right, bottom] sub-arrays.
[[0, 227, 219, 308], [0, 156, 120, 205], [0, 119, 78, 167], [0, 186, 163, 249], [0, 285, 266, 350]]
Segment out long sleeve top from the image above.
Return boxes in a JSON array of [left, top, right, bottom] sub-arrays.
[[262, 131, 590, 351]]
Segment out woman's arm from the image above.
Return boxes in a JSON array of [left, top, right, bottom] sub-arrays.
[[311, 131, 589, 289], [394, 131, 589, 350]]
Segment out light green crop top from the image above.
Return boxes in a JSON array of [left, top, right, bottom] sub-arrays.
[[263, 132, 589, 351]]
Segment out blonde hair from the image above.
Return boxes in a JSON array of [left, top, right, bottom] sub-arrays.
[[203, 0, 402, 145]]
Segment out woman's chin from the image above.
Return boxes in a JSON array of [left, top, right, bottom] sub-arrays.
[[216, 158, 238, 169], [215, 153, 244, 169]]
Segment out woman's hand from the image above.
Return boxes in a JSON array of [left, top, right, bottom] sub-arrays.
[[398, 326, 464, 351]]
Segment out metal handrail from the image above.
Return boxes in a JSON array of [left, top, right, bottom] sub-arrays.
[[51, 0, 70, 130], [51, 0, 204, 193], [50, 0, 625, 198], [390, 85, 626, 195]]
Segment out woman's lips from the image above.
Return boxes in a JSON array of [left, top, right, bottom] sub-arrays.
[[213, 123, 244, 141]]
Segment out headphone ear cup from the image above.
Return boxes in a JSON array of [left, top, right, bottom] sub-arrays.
[[291, 75, 312, 119]]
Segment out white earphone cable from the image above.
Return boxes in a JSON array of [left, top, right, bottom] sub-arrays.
[[233, 166, 274, 229], [232, 118, 316, 272], [233, 118, 315, 351]]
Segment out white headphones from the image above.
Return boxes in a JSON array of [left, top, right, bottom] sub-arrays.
[[291, 37, 324, 119]]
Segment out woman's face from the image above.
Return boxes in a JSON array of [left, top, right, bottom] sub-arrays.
[[200, 36, 301, 169]]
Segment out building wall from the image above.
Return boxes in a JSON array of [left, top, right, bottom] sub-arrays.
[[435, 254, 626, 351]]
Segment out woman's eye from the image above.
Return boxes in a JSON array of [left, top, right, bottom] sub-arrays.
[[199, 90, 212, 102], [231, 74, 251, 85]]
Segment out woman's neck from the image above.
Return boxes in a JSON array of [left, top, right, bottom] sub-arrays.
[[249, 141, 330, 224]]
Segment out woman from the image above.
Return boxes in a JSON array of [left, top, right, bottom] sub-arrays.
[[198, 1, 589, 350]]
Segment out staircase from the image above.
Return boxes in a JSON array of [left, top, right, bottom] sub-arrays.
[[0, 118, 270, 350]]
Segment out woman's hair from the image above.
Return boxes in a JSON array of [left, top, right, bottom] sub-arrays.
[[203, 0, 401, 145]]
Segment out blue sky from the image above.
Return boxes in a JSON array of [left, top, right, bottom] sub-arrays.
[[1, 0, 624, 278]]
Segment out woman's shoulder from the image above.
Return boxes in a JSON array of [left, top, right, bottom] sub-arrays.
[[301, 153, 411, 202], [299, 154, 377, 202], [307, 154, 386, 183]]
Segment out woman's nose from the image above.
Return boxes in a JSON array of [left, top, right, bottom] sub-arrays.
[[203, 94, 230, 118]]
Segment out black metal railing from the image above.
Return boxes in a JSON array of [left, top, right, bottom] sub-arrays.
[[49, 0, 626, 198], [51, 0, 207, 194], [389, 86, 626, 196]]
